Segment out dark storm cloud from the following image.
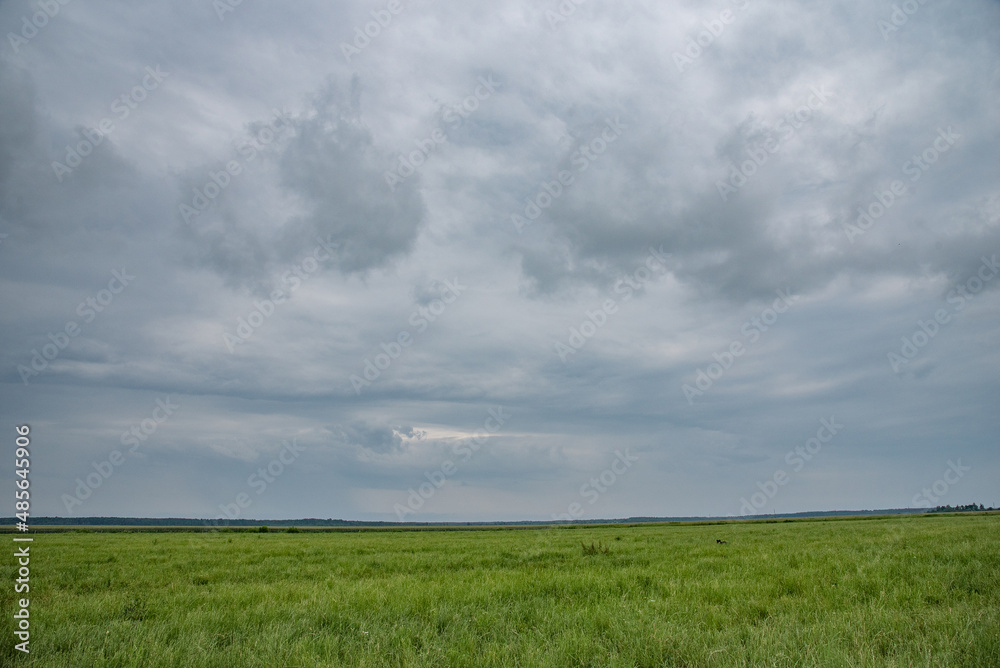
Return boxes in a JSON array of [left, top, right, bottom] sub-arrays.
[[277, 102, 426, 274], [175, 77, 426, 295]]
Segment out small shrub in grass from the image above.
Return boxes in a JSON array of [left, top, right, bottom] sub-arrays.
[[121, 598, 148, 622], [258, 526, 269, 533], [581, 541, 610, 556], [287, 526, 300, 533]]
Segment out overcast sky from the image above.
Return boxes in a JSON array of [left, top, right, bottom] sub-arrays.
[[2, 0, 998, 522]]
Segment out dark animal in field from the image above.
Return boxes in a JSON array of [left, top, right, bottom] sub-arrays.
[[716, 539, 728, 544]]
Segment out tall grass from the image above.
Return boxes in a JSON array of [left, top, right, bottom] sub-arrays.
[[1, 514, 997, 666]]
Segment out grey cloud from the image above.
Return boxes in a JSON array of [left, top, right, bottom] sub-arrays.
[[1, 0, 998, 521], [327, 421, 416, 455], [177, 77, 427, 295], [276, 80, 426, 274]]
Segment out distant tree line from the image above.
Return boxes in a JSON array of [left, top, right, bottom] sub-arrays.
[[929, 504, 994, 513], [1, 517, 371, 527]]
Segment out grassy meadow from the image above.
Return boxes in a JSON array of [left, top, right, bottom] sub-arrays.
[[2, 514, 998, 667]]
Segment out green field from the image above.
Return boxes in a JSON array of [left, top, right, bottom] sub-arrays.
[[2, 514, 998, 667]]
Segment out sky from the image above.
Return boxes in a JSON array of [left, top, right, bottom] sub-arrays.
[[1, 0, 998, 523]]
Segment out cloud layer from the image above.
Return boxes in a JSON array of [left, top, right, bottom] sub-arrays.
[[2, 0, 998, 521]]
